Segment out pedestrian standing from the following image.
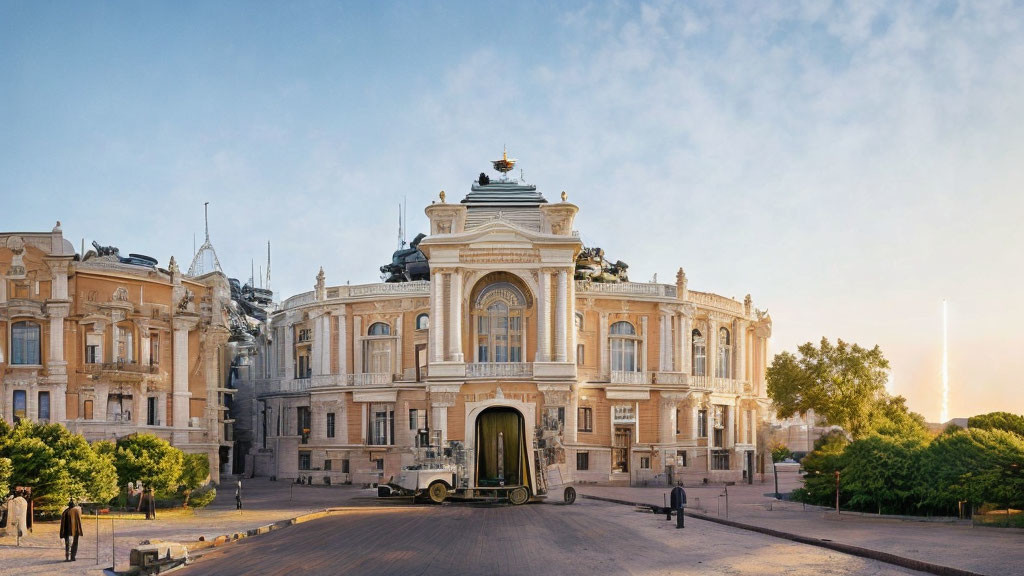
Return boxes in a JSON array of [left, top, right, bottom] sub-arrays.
[[10, 489, 28, 546], [146, 487, 156, 520], [60, 498, 84, 562], [235, 480, 242, 510]]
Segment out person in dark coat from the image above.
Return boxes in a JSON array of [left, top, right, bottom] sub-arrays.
[[60, 498, 84, 561], [144, 487, 156, 520]]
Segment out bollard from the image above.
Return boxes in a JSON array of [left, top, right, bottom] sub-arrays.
[[676, 509, 684, 529]]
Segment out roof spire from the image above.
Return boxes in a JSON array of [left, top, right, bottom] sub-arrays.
[[204, 201, 210, 242], [187, 201, 223, 276]]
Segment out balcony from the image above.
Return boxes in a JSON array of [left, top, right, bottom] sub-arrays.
[[465, 362, 533, 379], [610, 370, 647, 385], [345, 373, 393, 386], [83, 361, 158, 375], [255, 378, 311, 395], [689, 376, 745, 395], [575, 280, 676, 298]]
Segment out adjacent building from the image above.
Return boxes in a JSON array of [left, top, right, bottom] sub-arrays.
[[0, 223, 235, 483]]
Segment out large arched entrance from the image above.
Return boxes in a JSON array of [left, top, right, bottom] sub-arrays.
[[474, 406, 532, 491]]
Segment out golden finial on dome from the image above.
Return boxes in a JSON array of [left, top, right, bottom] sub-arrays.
[[439, 190, 446, 203], [491, 146, 517, 175], [561, 191, 567, 202]]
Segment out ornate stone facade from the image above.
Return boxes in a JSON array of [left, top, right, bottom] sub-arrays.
[[0, 224, 233, 483], [246, 166, 773, 487]]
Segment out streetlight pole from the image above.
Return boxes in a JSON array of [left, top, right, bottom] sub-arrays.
[[773, 461, 780, 499]]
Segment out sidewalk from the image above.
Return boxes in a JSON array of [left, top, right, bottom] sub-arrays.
[[0, 478, 377, 576], [572, 470, 1024, 576]]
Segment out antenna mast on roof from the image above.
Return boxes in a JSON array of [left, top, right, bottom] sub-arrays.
[[266, 241, 271, 292]]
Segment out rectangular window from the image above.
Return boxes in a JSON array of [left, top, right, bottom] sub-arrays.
[[38, 391, 50, 421], [297, 407, 311, 442], [640, 456, 651, 469], [675, 408, 681, 435], [117, 326, 133, 363], [13, 390, 27, 423], [86, 333, 102, 364], [578, 407, 593, 432], [409, 408, 418, 430], [698, 409, 708, 438], [12, 322, 40, 365], [746, 410, 753, 444], [324, 459, 332, 471], [369, 403, 394, 446], [147, 397, 157, 426], [679, 451, 688, 467], [375, 458, 384, 471], [576, 344, 584, 366], [298, 451, 311, 470], [613, 404, 635, 423], [341, 459, 350, 474], [150, 332, 159, 365], [576, 451, 589, 471], [326, 412, 336, 438], [711, 449, 730, 470]]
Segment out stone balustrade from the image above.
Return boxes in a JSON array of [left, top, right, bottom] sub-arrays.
[[687, 290, 746, 315], [465, 362, 533, 378], [575, 280, 677, 297]]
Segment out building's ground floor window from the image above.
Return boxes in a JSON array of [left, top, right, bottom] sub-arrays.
[[369, 403, 395, 445], [640, 456, 651, 469], [576, 451, 589, 471], [326, 412, 336, 438], [698, 409, 708, 438], [341, 459, 350, 474], [38, 391, 50, 421], [711, 449, 730, 470], [13, 390, 27, 423], [324, 459, 332, 471], [147, 397, 157, 426], [298, 451, 311, 470]]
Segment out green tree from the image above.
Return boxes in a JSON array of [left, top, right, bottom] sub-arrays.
[[770, 442, 793, 463], [793, 430, 848, 506], [178, 453, 210, 507], [0, 421, 118, 511], [113, 434, 185, 498], [968, 412, 1024, 438], [841, 434, 924, 514], [919, 427, 1024, 514], [0, 456, 11, 497]]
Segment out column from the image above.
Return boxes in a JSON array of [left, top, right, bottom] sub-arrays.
[[536, 270, 550, 362], [681, 316, 692, 375], [431, 270, 444, 362], [658, 314, 668, 371], [448, 270, 463, 362], [707, 319, 717, 379], [554, 269, 567, 362], [734, 320, 746, 385], [172, 320, 193, 429], [569, 273, 577, 364], [352, 316, 362, 375], [322, 313, 332, 376], [312, 315, 323, 376], [284, 324, 295, 380], [640, 316, 648, 374], [337, 306, 348, 376], [598, 312, 609, 379]]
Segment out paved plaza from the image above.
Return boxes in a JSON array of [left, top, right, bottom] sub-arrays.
[[0, 471, 1020, 576]]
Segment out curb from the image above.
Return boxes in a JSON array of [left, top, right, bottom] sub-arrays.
[[578, 494, 986, 576]]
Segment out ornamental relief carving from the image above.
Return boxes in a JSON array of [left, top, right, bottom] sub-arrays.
[[459, 248, 540, 264], [430, 392, 457, 407], [542, 390, 570, 407]]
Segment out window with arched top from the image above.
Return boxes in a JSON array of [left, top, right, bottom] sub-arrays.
[[717, 327, 731, 378], [609, 321, 638, 372], [475, 283, 526, 363], [415, 313, 429, 331], [364, 322, 393, 374], [575, 312, 584, 332], [11, 321, 41, 365], [368, 322, 391, 336], [691, 329, 706, 376]]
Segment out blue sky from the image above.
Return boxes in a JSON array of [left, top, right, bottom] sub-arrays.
[[3, 1, 1023, 421]]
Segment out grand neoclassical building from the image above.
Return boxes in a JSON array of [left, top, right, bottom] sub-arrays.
[[245, 158, 773, 488], [0, 222, 248, 484]]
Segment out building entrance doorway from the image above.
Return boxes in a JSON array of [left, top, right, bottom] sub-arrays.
[[613, 426, 632, 473], [475, 407, 531, 490]]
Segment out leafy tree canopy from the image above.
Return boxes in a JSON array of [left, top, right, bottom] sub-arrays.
[[0, 421, 118, 511], [112, 434, 185, 498], [767, 338, 925, 439], [968, 412, 1024, 438]]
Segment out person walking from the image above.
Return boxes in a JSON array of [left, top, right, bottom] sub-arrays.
[[145, 487, 156, 520], [10, 489, 28, 546], [235, 481, 242, 510], [60, 498, 84, 562]]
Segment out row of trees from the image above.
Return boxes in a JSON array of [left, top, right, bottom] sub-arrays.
[[0, 420, 211, 513], [769, 338, 1024, 516]]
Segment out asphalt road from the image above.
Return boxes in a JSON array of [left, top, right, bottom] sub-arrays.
[[176, 499, 930, 576]]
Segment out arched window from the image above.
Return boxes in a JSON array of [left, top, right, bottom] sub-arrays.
[[415, 313, 429, 331], [609, 321, 638, 372], [574, 312, 584, 332], [691, 329, 706, 376], [11, 321, 41, 365], [368, 322, 391, 336], [717, 327, 731, 378], [364, 322, 393, 374], [475, 283, 525, 363]]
